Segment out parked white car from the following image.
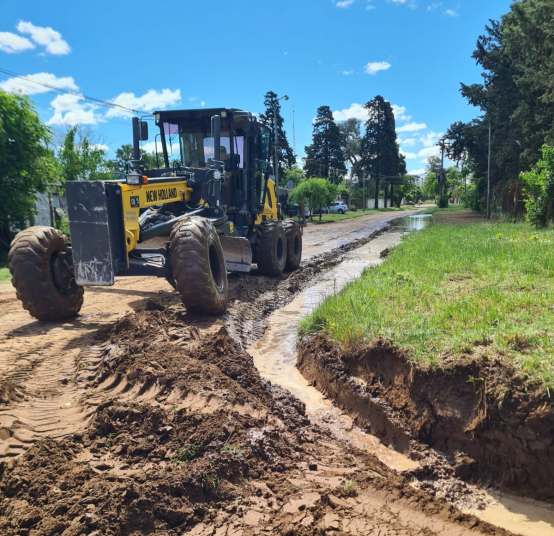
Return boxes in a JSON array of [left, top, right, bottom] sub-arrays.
[[327, 201, 348, 214]]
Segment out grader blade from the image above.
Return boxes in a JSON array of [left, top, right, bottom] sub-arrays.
[[220, 236, 252, 273]]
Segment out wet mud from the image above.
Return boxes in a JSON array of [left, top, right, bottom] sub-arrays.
[[0, 311, 508, 536]]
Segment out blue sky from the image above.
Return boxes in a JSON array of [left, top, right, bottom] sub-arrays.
[[0, 0, 511, 174]]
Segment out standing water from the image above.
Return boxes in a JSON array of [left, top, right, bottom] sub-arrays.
[[248, 215, 430, 471], [247, 213, 554, 536]]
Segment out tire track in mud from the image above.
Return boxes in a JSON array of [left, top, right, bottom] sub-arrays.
[[0, 215, 408, 461]]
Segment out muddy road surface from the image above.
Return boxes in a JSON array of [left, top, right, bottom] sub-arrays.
[[0, 208, 532, 535]]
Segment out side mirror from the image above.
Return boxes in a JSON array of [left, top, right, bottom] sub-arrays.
[[139, 121, 149, 141]]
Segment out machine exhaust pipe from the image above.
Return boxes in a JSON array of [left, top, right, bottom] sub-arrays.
[[211, 114, 221, 161]]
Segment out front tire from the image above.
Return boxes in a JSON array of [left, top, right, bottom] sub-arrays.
[[8, 226, 84, 321], [283, 220, 302, 271], [255, 220, 287, 276], [170, 217, 228, 315]]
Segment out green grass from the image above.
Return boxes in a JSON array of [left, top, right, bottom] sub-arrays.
[[311, 205, 415, 224], [301, 219, 554, 389], [0, 253, 9, 282]]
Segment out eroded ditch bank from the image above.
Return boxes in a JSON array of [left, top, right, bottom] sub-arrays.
[[298, 335, 554, 500]]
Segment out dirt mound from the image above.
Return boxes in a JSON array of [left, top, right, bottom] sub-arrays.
[[298, 334, 554, 500], [0, 313, 307, 535]]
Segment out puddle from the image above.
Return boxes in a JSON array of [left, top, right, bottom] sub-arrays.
[[248, 213, 554, 536], [466, 491, 554, 536]]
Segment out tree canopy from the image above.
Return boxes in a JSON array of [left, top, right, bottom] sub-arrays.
[[304, 106, 346, 182], [259, 91, 296, 175], [445, 0, 554, 216], [289, 177, 337, 221], [0, 91, 57, 246], [360, 96, 402, 208]]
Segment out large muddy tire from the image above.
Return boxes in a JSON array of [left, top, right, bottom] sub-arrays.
[[8, 226, 84, 321], [169, 216, 228, 315], [283, 219, 302, 271], [255, 220, 287, 276]]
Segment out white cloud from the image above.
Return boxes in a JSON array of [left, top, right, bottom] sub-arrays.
[[399, 137, 417, 147], [91, 143, 109, 152], [341, 69, 354, 76], [106, 88, 182, 118], [0, 72, 78, 95], [333, 102, 367, 122], [397, 121, 427, 132], [47, 93, 100, 126], [419, 130, 442, 147], [417, 145, 440, 159], [366, 0, 376, 10], [408, 167, 426, 176], [17, 20, 70, 55], [0, 32, 35, 53], [400, 149, 418, 160], [336, 0, 354, 7], [364, 61, 391, 75], [444, 8, 458, 16], [334, 101, 411, 124], [392, 104, 411, 123]]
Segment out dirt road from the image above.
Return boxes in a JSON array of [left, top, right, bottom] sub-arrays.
[[0, 209, 520, 535]]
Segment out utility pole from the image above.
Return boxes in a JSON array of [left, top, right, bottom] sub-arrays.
[[486, 119, 492, 219], [438, 139, 448, 208], [292, 104, 296, 159]]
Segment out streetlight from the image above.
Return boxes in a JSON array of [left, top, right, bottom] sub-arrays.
[[273, 94, 289, 185]]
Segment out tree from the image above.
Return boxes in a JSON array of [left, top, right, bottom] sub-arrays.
[[259, 91, 295, 176], [0, 91, 58, 247], [520, 145, 554, 228], [338, 118, 363, 180], [445, 0, 554, 217], [360, 96, 402, 208], [282, 166, 304, 188], [304, 106, 346, 182], [59, 127, 111, 182], [108, 144, 161, 174], [289, 178, 337, 221]]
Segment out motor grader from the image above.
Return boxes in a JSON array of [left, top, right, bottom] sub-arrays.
[[8, 108, 302, 320]]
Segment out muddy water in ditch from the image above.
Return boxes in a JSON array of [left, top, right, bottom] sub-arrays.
[[248, 214, 554, 536]]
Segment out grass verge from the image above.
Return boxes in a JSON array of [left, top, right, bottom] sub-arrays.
[[301, 215, 554, 389]]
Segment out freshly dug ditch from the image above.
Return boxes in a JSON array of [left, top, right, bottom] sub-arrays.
[[298, 334, 554, 501]]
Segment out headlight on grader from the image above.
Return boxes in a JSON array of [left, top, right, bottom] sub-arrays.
[[126, 172, 148, 185]]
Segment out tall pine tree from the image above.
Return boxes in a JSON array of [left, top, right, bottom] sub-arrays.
[[259, 91, 296, 179], [360, 96, 401, 208], [304, 106, 346, 183]]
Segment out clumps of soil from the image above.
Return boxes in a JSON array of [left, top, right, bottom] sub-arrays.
[[0, 312, 309, 535], [298, 333, 554, 501]]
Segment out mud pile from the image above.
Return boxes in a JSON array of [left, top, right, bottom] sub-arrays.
[[298, 334, 554, 501]]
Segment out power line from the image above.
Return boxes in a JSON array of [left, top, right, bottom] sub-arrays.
[[0, 67, 145, 115]]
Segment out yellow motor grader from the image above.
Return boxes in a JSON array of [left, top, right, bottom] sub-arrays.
[[9, 108, 302, 320]]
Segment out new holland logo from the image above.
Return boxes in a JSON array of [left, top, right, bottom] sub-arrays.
[[145, 187, 178, 203]]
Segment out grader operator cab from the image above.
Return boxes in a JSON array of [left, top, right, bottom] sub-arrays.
[[8, 108, 303, 321]]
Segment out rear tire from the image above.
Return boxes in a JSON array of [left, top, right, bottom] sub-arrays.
[[8, 226, 84, 321], [169, 216, 228, 315], [255, 220, 287, 276], [283, 220, 302, 271]]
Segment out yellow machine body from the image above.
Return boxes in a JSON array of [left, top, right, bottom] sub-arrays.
[[119, 180, 193, 253]]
